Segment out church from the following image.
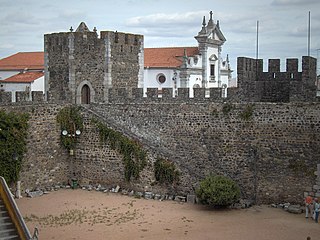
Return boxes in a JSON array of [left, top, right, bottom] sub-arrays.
[[144, 11, 232, 97]]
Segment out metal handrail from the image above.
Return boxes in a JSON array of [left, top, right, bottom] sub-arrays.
[[0, 176, 33, 240]]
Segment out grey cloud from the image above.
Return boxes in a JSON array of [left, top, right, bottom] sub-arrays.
[[271, 0, 318, 6], [126, 11, 207, 28], [2, 11, 38, 25]]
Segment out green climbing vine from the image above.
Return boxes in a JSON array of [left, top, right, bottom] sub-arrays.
[[0, 110, 29, 184], [289, 159, 314, 177], [56, 106, 83, 150], [222, 103, 234, 115], [154, 158, 180, 185], [239, 104, 254, 121], [95, 120, 146, 181]]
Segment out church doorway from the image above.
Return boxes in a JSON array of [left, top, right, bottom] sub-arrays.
[[81, 84, 90, 104]]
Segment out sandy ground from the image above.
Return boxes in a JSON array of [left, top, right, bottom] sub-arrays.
[[15, 189, 319, 240]]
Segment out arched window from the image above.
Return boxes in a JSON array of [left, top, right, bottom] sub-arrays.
[[81, 84, 90, 104]]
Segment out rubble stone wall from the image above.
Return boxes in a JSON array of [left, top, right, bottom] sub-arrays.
[[1, 102, 319, 204]]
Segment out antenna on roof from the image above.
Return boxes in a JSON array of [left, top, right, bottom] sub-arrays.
[[255, 20, 259, 81], [308, 11, 311, 57], [256, 20, 259, 61]]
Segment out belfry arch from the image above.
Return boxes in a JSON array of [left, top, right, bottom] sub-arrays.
[[76, 81, 95, 104]]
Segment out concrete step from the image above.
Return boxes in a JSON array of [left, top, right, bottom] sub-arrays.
[[0, 235, 20, 240], [0, 208, 19, 240], [0, 228, 17, 238]]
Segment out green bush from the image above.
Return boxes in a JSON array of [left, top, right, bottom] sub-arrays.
[[154, 158, 180, 184], [0, 110, 29, 184], [196, 174, 240, 207]]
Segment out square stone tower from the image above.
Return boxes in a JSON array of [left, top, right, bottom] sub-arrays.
[[44, 22, 144, 104]]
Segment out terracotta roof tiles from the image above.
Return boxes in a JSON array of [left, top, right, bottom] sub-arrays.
[[0, 52, 44, 70], [0, 47, 200, 70], [1, 71, 44, 83], [144, 47, 199, 68]]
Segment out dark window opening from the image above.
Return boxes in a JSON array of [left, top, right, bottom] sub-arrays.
[[210, 64, 215, 76]]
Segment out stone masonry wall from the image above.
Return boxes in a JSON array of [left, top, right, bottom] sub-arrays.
[[0, 103, 71, 192], [1, 102, 319, 204], [86, 102, 320, 204], [235, 56, 317, 103], [45, 28, 143, 104]]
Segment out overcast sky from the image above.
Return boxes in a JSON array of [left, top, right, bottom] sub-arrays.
[[1, 0, 320, 74]]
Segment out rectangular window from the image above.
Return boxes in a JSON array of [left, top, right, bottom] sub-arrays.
[[210, 64, 215, 76]]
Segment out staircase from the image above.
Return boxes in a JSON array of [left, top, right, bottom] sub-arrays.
[[0, 197, 19, 240], [0, 177, 34, 240]]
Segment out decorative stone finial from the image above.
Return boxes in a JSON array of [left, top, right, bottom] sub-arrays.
[[207, 11, 214, 29], [202, 16, 206, 27], [198, 16, 207, 35], [70, 26, 73, 32]]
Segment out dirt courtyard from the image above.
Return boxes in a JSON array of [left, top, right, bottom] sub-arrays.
[[16, 189, 319, 240]]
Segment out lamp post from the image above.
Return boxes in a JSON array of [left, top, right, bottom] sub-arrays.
[[61, 128, 81, 155]]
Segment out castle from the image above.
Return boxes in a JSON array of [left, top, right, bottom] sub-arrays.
[[0, 13, 319, 205]]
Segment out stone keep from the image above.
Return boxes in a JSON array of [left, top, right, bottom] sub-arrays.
[[44, 22, 144, 104]]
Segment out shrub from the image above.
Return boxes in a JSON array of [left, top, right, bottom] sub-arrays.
[[196, 174, 240, 207], [0, 110, 29, 184], [154, 158, 180, 184]]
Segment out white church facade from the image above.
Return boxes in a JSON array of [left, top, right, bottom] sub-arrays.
[[143, 11, 232, 97]]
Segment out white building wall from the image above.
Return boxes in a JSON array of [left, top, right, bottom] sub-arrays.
[[31, 76, 45, 92], [2, 83, 30, 102], [144, 68, 177, 96]]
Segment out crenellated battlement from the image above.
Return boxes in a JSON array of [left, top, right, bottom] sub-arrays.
[[237, 56, 317, 102], [44, 23, 144, 103], [0, 88, 234, 104], [1, 54, 317, 105]]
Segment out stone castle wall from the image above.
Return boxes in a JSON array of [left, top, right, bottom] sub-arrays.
[[0, 103, 71, 191], [44, 29, 143, 103], [235, 56, 317, 103], [85, 102, 320, 204], [1, 101, 319, 204]]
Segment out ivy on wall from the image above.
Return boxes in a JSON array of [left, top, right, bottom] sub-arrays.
[[0, 110, 29, 184], [239, 104, 254, 121], [154, 158, 180, 185], [56, 106, 83, 150], [95, 120, 146, 181]]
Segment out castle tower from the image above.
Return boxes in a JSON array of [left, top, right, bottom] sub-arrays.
[[194, 11, 228, 89], [44, 22, 144, 103]]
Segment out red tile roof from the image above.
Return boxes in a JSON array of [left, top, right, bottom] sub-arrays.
[[1, 71, 44, 83], [0, 52, 44, 70], [144, 47, 199, 68], [0, 47, 200, 70]]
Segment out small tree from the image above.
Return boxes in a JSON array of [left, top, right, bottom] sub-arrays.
[[196, 174, 240, 207]]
